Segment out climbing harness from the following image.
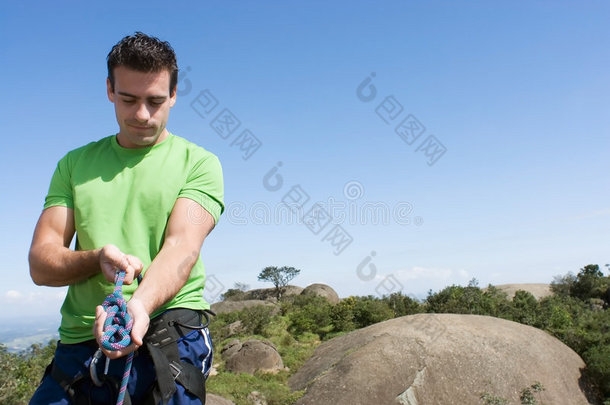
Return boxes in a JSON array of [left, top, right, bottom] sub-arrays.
[[143, 308, 213, 404], [48, 271, 213, 405], [100, 270, 134, 405]]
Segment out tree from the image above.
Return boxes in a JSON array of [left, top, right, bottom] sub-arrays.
[[258, 266, 301, 300], [221, 282, 251, 301], [552, 265, 610, 303], [571, 264, 609, 302]]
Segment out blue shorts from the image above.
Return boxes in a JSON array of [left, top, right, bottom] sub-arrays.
[[30, 326, 213, 405]]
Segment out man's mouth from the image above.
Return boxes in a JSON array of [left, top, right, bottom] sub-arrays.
[[129, 124, 153, 130]]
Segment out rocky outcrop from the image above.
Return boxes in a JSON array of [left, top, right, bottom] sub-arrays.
[[242, 285, 303, 301], [289, 314, 597, 405], [492, 283, 552, 300], [220, 320, 245, 338], [300, 283, 340, 304], [210, 299, 278, 315], [222, 339, 284, 374]]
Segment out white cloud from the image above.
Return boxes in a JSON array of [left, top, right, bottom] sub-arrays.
[[391, 266, 469, 283], [6, 290, 23, 300], [1, 288, 67, 320]]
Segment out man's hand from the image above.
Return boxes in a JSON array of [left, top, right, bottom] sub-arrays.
[[99, 244, 143, 284], [93, 297, 150, 359]]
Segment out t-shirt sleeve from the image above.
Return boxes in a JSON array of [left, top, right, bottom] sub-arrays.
[[179, 154, 225, 224], [44, 152, 74, 209]]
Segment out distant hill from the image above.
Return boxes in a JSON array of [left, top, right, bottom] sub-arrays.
[[0, 315, 59, 352], [492, 283, 552, 300]]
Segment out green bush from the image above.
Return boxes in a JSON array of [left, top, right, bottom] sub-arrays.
[[329, 297, 356, 333], [425, 280, 512, 317], [240, 305, 275, 336], [206, 371, 304, 405], [381, 292, 422, 317], [0, 340, 56, 404], [511, 290, 539, 326], [570, 265, 609, 302], [287, 295, 334, 339], [582, 340, 610, 395], [352, 296, 394, 328], [208, 310, 242, 340]]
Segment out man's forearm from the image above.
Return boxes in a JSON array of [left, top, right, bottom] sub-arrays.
[[130, 244, 199, 316], [29, 243, 101, 287]]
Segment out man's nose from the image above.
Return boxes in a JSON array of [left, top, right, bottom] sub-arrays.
[[134, 103, 150, 122]]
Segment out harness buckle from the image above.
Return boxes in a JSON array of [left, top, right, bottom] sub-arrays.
[[169, 361, 182, 381]]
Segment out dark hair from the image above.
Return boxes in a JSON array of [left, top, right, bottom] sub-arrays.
[[107, 32, 178, 94]]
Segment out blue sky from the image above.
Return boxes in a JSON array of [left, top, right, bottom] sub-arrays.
[[1, 1, 609, 323]]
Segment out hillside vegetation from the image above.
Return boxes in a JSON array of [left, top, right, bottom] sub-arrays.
[[2, 264, 608, 404]]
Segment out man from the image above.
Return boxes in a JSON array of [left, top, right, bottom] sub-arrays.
[[29, 32, 223, 404]]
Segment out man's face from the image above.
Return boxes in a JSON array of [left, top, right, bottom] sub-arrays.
[[107, 66, 176, 148]]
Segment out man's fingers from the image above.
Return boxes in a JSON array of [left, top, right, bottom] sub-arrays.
[[126, 297, 149, 347], [126, 255, 144, 273], [93, 305, 107, 347], [116, 254, 143, 285], [130, 320, 146, 347], [101, 343, 138, 360], [95, 304, 141, 359], [100, 245, 142, 283]]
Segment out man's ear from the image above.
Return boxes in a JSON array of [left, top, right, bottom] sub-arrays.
[[169, 87, 177, 108], [106, 78, 115, 102]]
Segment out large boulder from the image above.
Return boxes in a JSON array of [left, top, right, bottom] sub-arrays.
[[289, 314, 597, 405], [211, 299, 278, 315], [222, 339, 284, 374], [300, 283, 340, 304]]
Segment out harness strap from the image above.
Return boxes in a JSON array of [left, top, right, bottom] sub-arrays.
[[50, 358, 132, 405], [50, 360, 85, 401], [143, 308, 211, 405]]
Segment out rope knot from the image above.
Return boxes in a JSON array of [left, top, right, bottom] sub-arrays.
[[99, 270, 134, 405], [100, 271, 133, 351]]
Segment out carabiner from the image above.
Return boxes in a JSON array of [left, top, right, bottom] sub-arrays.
[[89, 348, 109, 387]]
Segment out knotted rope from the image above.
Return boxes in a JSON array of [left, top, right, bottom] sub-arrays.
[[100, 270, 134, 405]]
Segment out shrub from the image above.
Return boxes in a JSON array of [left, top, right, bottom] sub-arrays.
[[511, 290, 539, 326], [0, 340, 56, 404], [381, 292, 422, 317], [352, 296, 394, 328], [287, 295, 334, 339], [240, 305, 275, 336]]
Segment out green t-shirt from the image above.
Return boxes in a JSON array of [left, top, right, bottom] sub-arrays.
[[44, 133, 224, 343]]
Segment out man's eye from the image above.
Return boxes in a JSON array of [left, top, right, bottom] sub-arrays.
[[150, 100, 164, 106], [122, 99, 135, 104]]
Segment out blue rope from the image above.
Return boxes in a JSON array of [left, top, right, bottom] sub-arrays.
[[100, 270, 134, 405]]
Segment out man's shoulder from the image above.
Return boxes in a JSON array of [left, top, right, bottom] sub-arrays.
[[60, 135, 114, 163], [169, 133, 220, 161]]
